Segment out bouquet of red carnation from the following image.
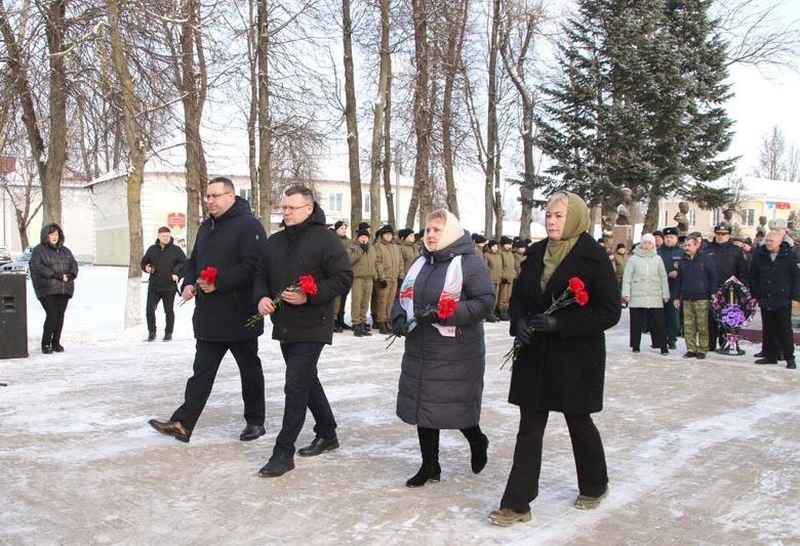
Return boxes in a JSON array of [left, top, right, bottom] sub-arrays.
[[245, 273, 319, 328], [385, 296, 459, 349], [501, 276, 590, 368], [179, 265, 218, 306]]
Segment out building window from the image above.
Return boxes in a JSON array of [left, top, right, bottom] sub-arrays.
[[328, 192, 343, 212]]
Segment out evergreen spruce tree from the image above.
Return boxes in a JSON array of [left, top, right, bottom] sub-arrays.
[[536, 0, 736, 230]]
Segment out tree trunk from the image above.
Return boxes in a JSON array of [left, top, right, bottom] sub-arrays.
[[257, 0, 272, 233], [494, 137, 503, 239], [442, 0, 468, 218], [484, 0, 500, 236], [642, 187, 661, 234], [410, 0, 431, 230], [247, 0, 259, 216], [105, 0, 145, 329], [368, 0, 390, 230], [178, 0, 208, 254], [342, 0, 363, 235], [382, 55, 396, 228]]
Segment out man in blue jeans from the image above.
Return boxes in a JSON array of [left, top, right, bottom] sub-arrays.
[[254, 185, 353, 477]]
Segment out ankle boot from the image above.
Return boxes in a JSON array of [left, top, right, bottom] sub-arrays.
[[468, 433, 489, 474], [406, 461, 442, 487]]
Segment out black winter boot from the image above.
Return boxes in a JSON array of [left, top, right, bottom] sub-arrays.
[[787, 358, 796, 370], [468, 432, 489, 474], [407, 427, 441, 487]]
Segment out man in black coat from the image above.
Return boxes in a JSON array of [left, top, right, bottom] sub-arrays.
[[750, 229, 800, 369], [254, 185, 353, 477], [141, 226, 186, 341], [148, 177, 268, 443], [704, 223, 749, 351]]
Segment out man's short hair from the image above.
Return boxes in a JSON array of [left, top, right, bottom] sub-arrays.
[[208, 176, 236, 193], [284, 184, 314, 203], [686, 234, 703, 244], [158, 226, 171, 234]]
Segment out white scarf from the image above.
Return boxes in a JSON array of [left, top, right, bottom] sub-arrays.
[[399, 255, 463, 337]]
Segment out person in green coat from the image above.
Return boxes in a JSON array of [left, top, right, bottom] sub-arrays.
[[349, 228, 377, 336], [483, 240, 503, 322]]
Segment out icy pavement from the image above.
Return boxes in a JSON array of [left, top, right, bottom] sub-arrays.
[[1, 268, 799, 545]]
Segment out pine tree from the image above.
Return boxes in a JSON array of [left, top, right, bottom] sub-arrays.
[[536, 0, 736, 231]]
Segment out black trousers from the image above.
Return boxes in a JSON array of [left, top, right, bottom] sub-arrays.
[[146, 289, 176, 334], [39, 295, 69, 346], [337, 288, 350, 325], [274, 342, 337, 456], [762, 306, 795, 361], [708, 313, 722, 351], [501, 408, 608, 513], [416, 425, 484, 462], [171, 339, 265, 432], [629, 307, 666, 351]]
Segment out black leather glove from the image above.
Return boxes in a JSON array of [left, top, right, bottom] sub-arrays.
[[377, 279, 388, 289], [415, 307, 440, 326], [391, 313, 409, 336], [529, 313, 559, 333], [515, 318, 532, 345]]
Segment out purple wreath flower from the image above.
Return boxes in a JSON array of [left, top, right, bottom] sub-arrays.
[[721, 304, 746, 329]]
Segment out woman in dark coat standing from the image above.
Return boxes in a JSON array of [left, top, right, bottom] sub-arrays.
[[30, 224, 79, 354], [490, 192, 621, 527], [392, 209, 495, 487]]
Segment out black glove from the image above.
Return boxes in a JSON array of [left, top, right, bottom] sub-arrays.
[[391, 313, 409, 336], [529, 313, 559, 333], [377, 279, 388, 289], [415, 307, 440, 326], [515, 318, 532, 345], [360, 243, 369, 252]]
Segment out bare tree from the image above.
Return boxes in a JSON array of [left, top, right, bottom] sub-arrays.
[[499, 0, 544, 239], [757, 125, 786, 180], [367, 0, 392, 230], [343, 0, 363, 233], [0, 0, 67, 225]]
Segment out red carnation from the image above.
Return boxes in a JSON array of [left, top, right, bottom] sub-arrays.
[[298, 274, 319, 297], [200, 266, 218, 285], [575, 289, 590, 306], [437, 298, 458, 320], [568, 276, 585, 294]]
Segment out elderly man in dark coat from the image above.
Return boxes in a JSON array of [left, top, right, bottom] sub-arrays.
[[30, 223, 79, 354], [750, 229, 800, 369], [148, 177, 268, 443], [490, 192, 621, 527], [392, 209, 494, 488]]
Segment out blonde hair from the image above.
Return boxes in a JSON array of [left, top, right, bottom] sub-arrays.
[[427, 209, 450, 224], [547, 192, 569, 209]]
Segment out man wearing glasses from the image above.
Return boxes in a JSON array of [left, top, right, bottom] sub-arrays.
[[148, 176, 268, 443], [254, 185, 353, 477]]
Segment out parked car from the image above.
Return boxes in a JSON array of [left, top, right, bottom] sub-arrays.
[[0, 246, 10, 265], [0, 248, 31, 277]]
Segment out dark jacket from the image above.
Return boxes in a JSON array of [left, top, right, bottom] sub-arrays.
[[658, 244, 683, 300], [677, 252, 717, 301], [749, 242, 800, 311], [508, 233, 620, 414], [253, 203, 353, 345], [184, 197, 267, 341], [394, 231, 494, 429], [30, 224, 79, 299], [141, 238, 187, 293], [705, 240, 748, 287]]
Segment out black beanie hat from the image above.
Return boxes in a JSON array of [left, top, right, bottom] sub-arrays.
[[334, 220, 347, 230], [500, 236, 513, 245], [474, 234, 487, 245], [356, 227, 370, 238], [398, 228, 414, 240]]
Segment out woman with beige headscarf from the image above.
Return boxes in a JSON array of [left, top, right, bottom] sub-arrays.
[[489, 192, 621, 527]]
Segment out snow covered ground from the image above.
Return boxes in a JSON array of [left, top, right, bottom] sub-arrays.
[[1, 267, 799, 545]]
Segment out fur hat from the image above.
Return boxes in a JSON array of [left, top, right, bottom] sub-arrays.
[[334, 220, 347, 230], [356, 227, 370, 238], [376, 224, 395, 237], [513, 239, 527, 249], [358, 222, 371, 232], [500, 236, 513, 245], [663, 227, 679, 236], [398, 228, 414, 240], [474, 234, 487, 245]]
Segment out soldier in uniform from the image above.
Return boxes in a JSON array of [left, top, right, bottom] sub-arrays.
[[398, 228, 418, 281], [374, 224, 403, 334], [333, 221, 350, 332], [349, 227, 377, 337], [498, 236, 516, 320], [483, 240, 503, 322]]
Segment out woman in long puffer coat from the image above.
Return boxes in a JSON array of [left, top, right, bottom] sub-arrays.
[[29, 224, 79, 353], [392, 209, 495, 488]]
